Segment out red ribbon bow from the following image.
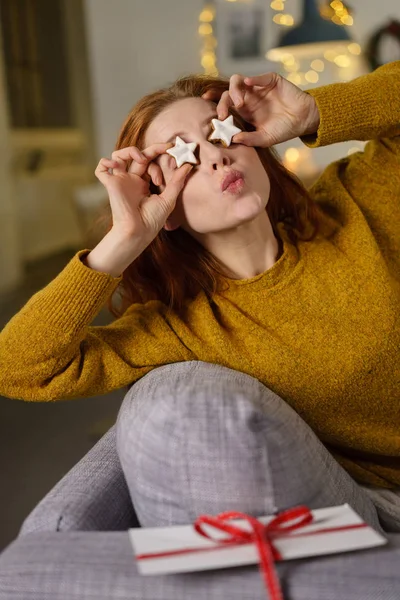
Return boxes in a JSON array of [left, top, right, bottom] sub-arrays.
[[136, 505, 367, 600], [194, 506, 313, 600]]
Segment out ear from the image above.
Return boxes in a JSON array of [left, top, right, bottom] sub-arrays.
[[164, 217, 180, 231]]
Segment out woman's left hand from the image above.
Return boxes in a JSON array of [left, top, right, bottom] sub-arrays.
[[202, 72, 320, 148]]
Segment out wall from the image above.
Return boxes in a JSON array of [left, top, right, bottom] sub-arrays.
[[84, 0, 205, 159], [351, 0, 400, 38]]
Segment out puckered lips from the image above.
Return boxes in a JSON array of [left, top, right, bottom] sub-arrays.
[[221, 170, 244, 192]]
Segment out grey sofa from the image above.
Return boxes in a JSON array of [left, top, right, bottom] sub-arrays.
[[18, 423, 139, 535], [1, 360, 400, 599], [0, 423, 400, 599]]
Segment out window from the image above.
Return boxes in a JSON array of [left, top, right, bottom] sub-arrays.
[[0, 0, 72, 127]]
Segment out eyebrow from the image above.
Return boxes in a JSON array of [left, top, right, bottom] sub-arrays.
[[166, 113, 218, 144]]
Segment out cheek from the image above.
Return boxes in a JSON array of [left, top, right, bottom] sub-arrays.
[[253, 169, 271, 199], [179, 174, 196, 201], [256, 164, 270, 186], [244, 150, 270, 184], [178, 170, 205, 206]]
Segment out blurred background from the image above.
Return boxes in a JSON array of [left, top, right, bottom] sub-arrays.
[[0, 0, 399, 552]]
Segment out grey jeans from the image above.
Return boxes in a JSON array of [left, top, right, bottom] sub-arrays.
[[116, 360, 399, 534]]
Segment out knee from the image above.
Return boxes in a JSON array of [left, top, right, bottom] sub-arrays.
[[116, 361, 317, 526], [117, 360, 296, 436], [116, 360, 292, 468]]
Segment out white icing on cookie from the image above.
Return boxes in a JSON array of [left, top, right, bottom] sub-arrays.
[[166, 136, 198, 168], [208, 115, 242, 147]]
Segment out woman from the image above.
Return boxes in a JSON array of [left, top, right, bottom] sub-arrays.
[[0, 61, 399, 551]]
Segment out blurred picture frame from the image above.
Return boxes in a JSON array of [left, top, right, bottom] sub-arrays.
[[214, 0, 277, 77]]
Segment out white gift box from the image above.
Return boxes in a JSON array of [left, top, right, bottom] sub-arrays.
[[129, 504, 387, 576]]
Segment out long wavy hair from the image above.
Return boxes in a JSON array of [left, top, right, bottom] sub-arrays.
[[92, 74, 325, 322]]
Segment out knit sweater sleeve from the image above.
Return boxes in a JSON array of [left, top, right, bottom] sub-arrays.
[[0, 250, 194, 402], [298, 60, 400, 247], [300, 60, 400, 154]]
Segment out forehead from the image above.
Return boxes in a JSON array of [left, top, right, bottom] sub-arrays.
[[144, 97, 217, 146]]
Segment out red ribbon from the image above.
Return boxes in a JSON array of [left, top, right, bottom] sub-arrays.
[[136, 505, 367, 600], [194, 506, 312, 600]]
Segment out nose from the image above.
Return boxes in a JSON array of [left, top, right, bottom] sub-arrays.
[[200, 141, 232, 172]]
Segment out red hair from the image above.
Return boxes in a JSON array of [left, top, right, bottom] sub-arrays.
[[92, 74, 325, 322]]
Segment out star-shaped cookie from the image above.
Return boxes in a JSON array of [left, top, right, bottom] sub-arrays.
[[208, 115, 242, 147], [166, 136, 198, 168]]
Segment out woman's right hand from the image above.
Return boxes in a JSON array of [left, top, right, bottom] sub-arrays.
[[95, 143, 193, 244]]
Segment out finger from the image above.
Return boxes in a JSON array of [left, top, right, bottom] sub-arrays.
[[147, 162, 163, 186], [112, 146, 147, 165], [110, 156, 127, 176], [110, 148, 144, 177], [130, 142, 173, 176], [244, 72, 279, 91], [94, 158, 119, 185], [217, 90, 234, 121], [202, 89, 221, 102], [232, 130, 270, 148], [159, 163, 193, 204], [229, 73, 247, 107], [95, 158, 119, 174]]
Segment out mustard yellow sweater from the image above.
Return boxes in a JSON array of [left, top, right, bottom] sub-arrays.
[[1, 61, 400, 489]]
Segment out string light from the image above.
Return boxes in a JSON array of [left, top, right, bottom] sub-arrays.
[[347, 42, 361, 55], [267, 1, 364, 179], [199, 3, 218, 75], [270, 0, 294, 28], [198, 1, 361, 85], [272, 13, 294, 26], [310, 58, 325, 71], [268, 1, 360, 87], [270, 0, 285, 10], [320, 1, 354, 27], [282, 146, 318, 179]]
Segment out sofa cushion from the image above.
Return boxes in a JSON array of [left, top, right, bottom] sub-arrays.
[[1, 530, 400, 599]]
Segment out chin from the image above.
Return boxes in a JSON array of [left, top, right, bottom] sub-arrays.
[[231, 191, 267, 216]]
